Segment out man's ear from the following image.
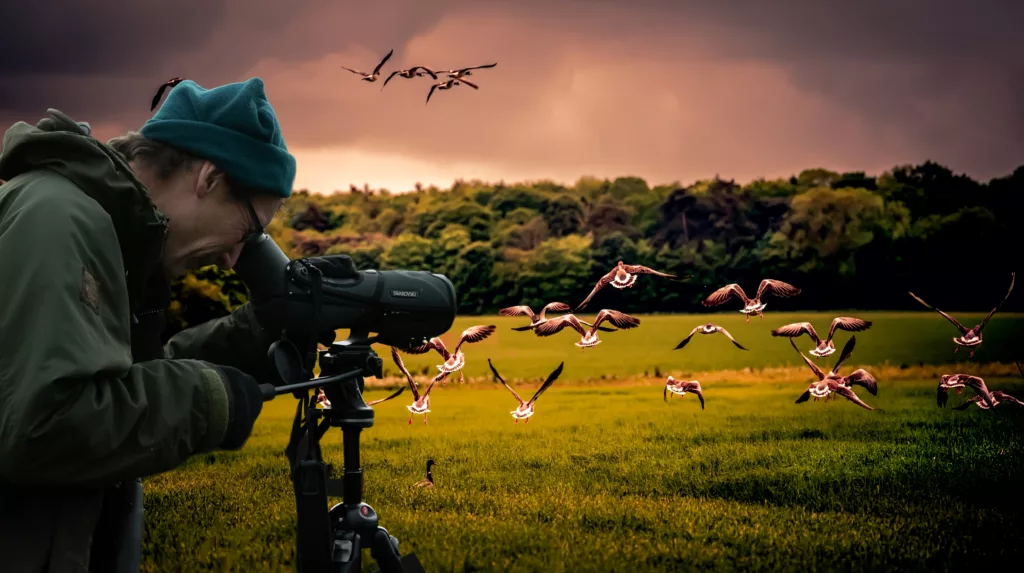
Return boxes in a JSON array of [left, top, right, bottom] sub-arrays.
[[195, 161, 224, 198]]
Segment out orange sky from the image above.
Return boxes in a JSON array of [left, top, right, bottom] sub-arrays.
[[3, 1, 1022, 193]]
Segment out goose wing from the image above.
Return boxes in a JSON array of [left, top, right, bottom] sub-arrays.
[[756, 279, 801, 300], [535, 315, 586, 337], [409, 66, 438, 79], [455, 63, 497, 73], [715, 325, 749, 350], [672, 325, 702, 350], [499, 305, 536, 321], [372, 49, 394, 75], [404, 337, 450, 360], [488, 359, 523, 405], [426, 83, 441, 104], [454, 325, 496, 353], [952, 395, 983, 410], [685, 381, 705, 410], [390, 347, 421, 401], [843, 369, 878, 396], [540, 302, 571, 318], [790, 339, 826, 381], [828, 317, 872, 341], [937, 385, 949, 408], [771, 322, 821, 345], [992, 391, 1024, 406], [962, 375, 996, 408], [366, 386, 406, 406], [908, 292, 968, 333], [702, 283, 748, 307], [458, 78, 480, 89], [575, 269, 617, 311], [527, 361, 564, 406], [831, 335, 857, 376], [593, 309, 641, 330], [381, 70, 401, 89], [621, 264, 675, 278], [978, 271, 1015, 332], [341, 66, 367, 76], [834, 385, 874, 410]]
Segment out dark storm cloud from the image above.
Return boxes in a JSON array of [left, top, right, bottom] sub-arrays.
[[0, 0, 463, 124]]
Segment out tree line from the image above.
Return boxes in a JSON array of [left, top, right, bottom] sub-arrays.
[[163, 161, 1024, 338]]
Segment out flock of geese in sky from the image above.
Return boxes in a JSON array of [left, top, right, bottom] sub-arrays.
[[148, 49, 495, 112], [340, 48, 496, 104], [313, 264, 1020, 426]]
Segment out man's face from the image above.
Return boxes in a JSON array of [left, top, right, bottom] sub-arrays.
[[161, 161, 284, 278]]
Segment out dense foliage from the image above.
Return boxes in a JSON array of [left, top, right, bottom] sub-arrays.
[[165, 161, 1024, 337]]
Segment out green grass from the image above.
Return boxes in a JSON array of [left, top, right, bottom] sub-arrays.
[[349, 311, 1024, 382], [140, 370, 1024, 572]]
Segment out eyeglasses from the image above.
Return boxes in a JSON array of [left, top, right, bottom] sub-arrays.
[[236, 192, 265, 245]]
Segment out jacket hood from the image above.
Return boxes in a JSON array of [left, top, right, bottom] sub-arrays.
[[0, 109, 170, 312]]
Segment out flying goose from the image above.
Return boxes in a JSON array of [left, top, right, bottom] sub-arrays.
[[445, 63, 497, 79], [954, 391, 1024, 410], [500, 303, 616, 334], [575, 261, 675, 311], [404, 325, 496, 384], [909, 272, 1015, 357], [673, 323, 748, 351], [663, 377, 704, 409], [936, 374, 996, 409], [381, 66, 438, 90], [340, 48, 394, 82], [426, 78, 479, 104], [534, 309, 640, 349], [391, 347, 447, 425], [703, 279, 801, 322], [791, 337, 877, 409], [150, 77, 185, 111], [500, 302, 571, 330], [771, 317, 872, 358], [488, 359, 564, 423], [411, 459, 435, 488], [315, 386, 404, 409]]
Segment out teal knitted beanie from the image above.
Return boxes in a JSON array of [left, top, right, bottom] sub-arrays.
[[140, 77, 296, 198]]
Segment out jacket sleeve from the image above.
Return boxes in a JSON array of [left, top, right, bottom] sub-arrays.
[[0, 184, 231, 487], [163, 302, 282, 386]]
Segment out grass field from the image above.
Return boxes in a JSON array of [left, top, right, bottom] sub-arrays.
[[138, 312, 1024, 572]]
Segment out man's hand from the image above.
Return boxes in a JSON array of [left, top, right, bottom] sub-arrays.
[[211, 365, 264, 450]]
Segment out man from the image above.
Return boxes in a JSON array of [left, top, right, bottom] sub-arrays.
[[0, 77, 296, 572]]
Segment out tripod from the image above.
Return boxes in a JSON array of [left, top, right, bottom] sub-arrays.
[[264, 333, 425, 573]]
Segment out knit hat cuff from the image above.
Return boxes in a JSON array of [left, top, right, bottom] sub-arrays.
[[140, 118, 296, 198]]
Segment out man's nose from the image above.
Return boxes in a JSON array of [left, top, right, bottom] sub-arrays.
[[218, 243, 246, 270]]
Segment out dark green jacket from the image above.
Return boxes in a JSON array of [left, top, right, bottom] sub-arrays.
[[0, 110, 278, 572]]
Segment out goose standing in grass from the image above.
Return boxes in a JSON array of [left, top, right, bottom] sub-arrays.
[[411, 459, 436, 488], [673, 322, 748, 351], [534, 309, 640, 350], [663, 377, 704, 409], [445, 63, 497, 79], [702, 279, 801, 322], [909, 271, 1015, 357], [340, 48, 394, 82], [791, 337, 877, 410], [381, 66, 438, 90], [404, 325, 496, 384], [150, 77, 185, 111], [575, 261, 675, 311], [936, 374, 996, 408], [489, 359, 564, 423], [771, 317, 872, 358], [426, 78, 479, 104], [391, 347, 447, 425]]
